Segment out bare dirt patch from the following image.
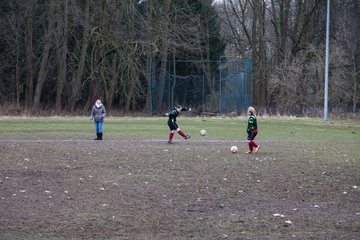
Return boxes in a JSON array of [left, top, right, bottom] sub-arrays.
[[0, 138, 359, 239]]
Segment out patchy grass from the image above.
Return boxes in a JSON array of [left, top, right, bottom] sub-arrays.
[[0, 116, 359, 141]]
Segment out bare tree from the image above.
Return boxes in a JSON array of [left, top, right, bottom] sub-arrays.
[[268, 44, 324, 115], [220, 0, 269, 107], [32, 1, 56, 111], [218, 0, 327, 114], [270, 0, 290, 66], [143, 0, 156, 113], [156, 0, 172, 112], [70, 0, 90, 112], [110, 0, 148, 112], [331, 0, 360, 113], [1, 1, 24, 107], [55, 0, 69, 114], [24, 0, 34, 108]]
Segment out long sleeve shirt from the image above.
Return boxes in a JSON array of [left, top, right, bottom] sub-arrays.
[[167, 107, 189, 123], [247, 113, 257, 133]]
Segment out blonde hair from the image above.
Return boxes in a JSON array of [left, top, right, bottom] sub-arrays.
[[95, 99, 102, 107], [247, 106, 256, 116]]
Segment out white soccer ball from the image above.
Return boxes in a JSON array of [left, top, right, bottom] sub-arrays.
[[230, 145, 238, 153], [200, 129, 207, 136]]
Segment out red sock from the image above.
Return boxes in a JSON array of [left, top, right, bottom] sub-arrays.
[[177, 129, 186, 137], [250, 140, 258, 148], [248, 142, 253, 152], [169, 132, 174, 141]]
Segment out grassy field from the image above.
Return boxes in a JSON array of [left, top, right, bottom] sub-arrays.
[[0, 116, 359, 239], [0, 116, 359, 140]]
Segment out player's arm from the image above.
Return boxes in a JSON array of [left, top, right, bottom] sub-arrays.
[[165, 110, 173, 117], [102, 106, 106, 118], [181, 107, 191, 112]]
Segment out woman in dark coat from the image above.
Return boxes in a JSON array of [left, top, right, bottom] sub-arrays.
[[90, 99, 106, 140]]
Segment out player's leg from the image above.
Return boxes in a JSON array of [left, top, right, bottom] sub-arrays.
[[245, 140, 253, 154], [168, 120, 177, 143], [94, 121, 100, 140], [177, 128, 190, 139], [175, 121, 190, 139], [251, 132, 260, 153], [254, 142, 260, 153], [177, 128, 186, 137], [168, 130, 175, 143], [98, 121, 103, 140], [245, 132, 255, 153]]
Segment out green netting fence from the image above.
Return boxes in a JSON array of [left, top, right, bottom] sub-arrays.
[[149, 58, 252, 115]]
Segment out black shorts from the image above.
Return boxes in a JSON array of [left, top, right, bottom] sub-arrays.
[[247, 131, 258, 140], [168, 120, 178, 131]]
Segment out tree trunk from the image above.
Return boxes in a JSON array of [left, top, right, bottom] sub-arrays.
[[156, 0, 172, 112], [251, 0, 268, 107], [24, 0, 34, 108], [144, 53, 153, 114], [88, 0, 107, 107], [105, 53, 118, 110], [70, 0, 90, 112], [143, 0, 155, 114], [171, 50, 176, 107], [32, 2, 56, 111], [271, 0, 290, 65], [124, 74, 134, 112], [157, 43, 169, 112], [89, 47, 101, 110], [352, 55, 358, 114], [257, 0, 268, 108], [15, 20, 20, 107], [55, 0, 68, 114], [204, 27, 217, 111], [354, 1, 360, 113]]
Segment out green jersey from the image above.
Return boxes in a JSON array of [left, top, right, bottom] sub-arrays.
[[167, 107, 189, 122], [247, 113, 258, 133]]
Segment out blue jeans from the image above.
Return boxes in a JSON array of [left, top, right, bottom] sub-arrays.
[[94, 121, 103, 133]]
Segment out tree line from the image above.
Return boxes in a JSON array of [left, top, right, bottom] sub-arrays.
[[0, 0, 359, 115], [0, 0, 225, 114]]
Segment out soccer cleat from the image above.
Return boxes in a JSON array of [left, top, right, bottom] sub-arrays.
[[245, 151, 253, 154], [184, 135, 191, 140], [254, 145, 260, 153], [168, 140, 173, 144]]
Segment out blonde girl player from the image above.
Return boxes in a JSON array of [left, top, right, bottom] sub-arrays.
[[245, 106, 260, 154], [166, 105, 191, 144]]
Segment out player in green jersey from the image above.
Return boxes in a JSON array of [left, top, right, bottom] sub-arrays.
[[245, 106, 260, 154], [166, 105, 191, 144]]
